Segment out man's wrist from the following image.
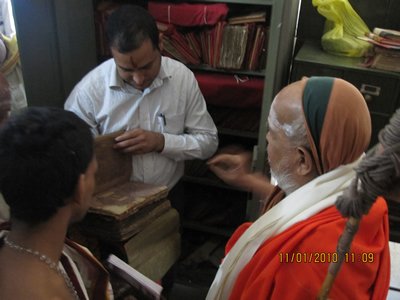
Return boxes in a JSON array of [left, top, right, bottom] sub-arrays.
[[156, 132, 165, 152]]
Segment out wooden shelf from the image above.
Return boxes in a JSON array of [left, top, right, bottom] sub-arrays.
[[188, 64, 266, 77], [188, 0, 274, 5], [182, 220, 235, 237]]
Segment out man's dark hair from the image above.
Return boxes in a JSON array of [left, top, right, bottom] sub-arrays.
[[106, 5, 159, 52], [0, 107, 94, 225]]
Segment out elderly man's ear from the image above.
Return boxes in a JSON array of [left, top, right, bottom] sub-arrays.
[[295, 146, 316, 176]]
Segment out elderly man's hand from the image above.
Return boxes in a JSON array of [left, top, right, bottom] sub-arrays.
[[207, 151, 252, 187], [114, 128, 165, 154]]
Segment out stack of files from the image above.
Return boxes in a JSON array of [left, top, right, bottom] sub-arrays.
[[369, 48, 400, 72], [360, 28, 400, 50], [217, 9, 269, 70], [78, 133, 181, 283], [227, 11, 268, 71], [218, 24, 249, 69], [157, 22, 201, 65], [246, 25, 269, 71], [228, 11, 266, 25], [360, 28, 400, 72], [79, 131, 171, 242], [122, 208, 181, 281], [199, 22, 226, 67], [82, 183, 171, 242]]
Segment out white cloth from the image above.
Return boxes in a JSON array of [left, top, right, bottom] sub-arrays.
[[0, 0, 15, 37], [6, 63, 27, 112], [0, 193, 9, 222], [65, 56, 218, 189], [206, 157, 362, 300]]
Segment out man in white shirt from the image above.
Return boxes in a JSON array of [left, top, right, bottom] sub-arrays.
[[65, 5, 218, 212]]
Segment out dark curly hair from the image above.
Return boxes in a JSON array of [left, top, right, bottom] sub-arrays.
[[106, 4, 159, 53], [0, 107, 94, 225]]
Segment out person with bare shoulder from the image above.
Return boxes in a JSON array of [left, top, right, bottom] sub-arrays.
[[0, 107, 113, 299]]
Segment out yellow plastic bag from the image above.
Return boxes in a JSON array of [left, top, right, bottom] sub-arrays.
[[312, 0, 372, 57]]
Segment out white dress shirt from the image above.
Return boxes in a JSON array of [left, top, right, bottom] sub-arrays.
[[65, 56, 218, 189]]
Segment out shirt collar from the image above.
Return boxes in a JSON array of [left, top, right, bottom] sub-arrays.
[[108, 56, 171, 92]]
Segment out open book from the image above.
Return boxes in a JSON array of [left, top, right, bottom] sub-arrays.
[[107, 254, 163, 300]]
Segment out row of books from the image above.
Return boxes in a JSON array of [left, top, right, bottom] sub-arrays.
[[359, 28, 400, 73], [159, 14, 269, 71], [95, 2, 269, 71]]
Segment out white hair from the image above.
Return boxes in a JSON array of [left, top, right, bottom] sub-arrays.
[[268, 101, 309, 148]]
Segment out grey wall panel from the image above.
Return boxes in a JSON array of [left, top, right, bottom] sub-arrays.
[[12, 0, 97, 107]]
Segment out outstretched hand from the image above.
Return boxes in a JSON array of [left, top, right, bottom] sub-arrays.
[[208, 149, 275, 199], [207, 151, 252, 188], [114, 128, 165, 154]]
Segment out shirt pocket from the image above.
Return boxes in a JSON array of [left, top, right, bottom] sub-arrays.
[[164, 113, 185, 134]]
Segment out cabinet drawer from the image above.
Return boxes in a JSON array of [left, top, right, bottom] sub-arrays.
[[342, 71, 399, 115], [291, 62, 343, 81]]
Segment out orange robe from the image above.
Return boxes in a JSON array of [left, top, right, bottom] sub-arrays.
[[225, 197, 390, 300]]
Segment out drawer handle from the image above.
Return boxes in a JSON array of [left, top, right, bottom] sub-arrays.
[[363, 94, 373, 102], [359, 84, 381, 97]]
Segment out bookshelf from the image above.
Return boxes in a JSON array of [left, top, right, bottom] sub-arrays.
[[12, 0, 300, 225]]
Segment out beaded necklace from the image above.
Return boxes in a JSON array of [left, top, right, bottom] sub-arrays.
[[4, 235, 80, 300]]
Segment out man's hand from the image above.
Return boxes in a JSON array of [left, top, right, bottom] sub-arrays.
[[207, 151, 252, 187], [114, 128, 165, 154], [208, 150, 274, 199]]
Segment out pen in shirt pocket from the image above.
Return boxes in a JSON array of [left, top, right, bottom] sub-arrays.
[[158, 113, 166, 132]]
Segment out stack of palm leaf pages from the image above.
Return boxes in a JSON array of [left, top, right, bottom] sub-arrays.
[[78, 131, 181, 281]]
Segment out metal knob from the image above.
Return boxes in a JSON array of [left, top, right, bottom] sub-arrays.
[[363, 94, 373, 102]]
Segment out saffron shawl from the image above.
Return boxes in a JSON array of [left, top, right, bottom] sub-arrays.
[[206, 158, 363, 299], [206, 77, 383, 299]]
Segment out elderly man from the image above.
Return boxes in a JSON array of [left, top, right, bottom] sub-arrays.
[[207, 76, 390, 299]]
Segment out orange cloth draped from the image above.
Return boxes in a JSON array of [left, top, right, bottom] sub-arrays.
[[225, 197, 390, 300]]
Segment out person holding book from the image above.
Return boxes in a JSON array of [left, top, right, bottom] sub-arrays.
[[0, 107, 113, 299], [207, 76, 390, 299], [65, 4, 218, 214]]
